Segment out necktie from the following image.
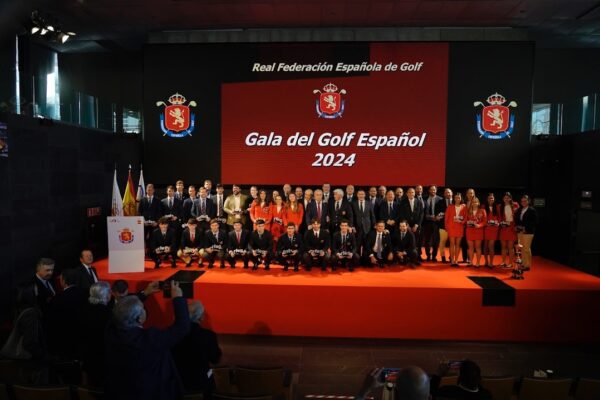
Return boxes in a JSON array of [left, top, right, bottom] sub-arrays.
[[201, 199, 206, 215], [388, 202, 392, 214], [410, 199, 414, 212], [169, 198, 172, 208], [191, 231, 195, 242], [317, 202, 322, 219], [149, 196, 152, 205], [259, 233, 262, 240], [431, 199, 435, 216], [236, 232, 240, 244], [214, 232, 218, 242], [376, 233, 382, 258], [336, 202, 340, 212], [45, 280, 55, 295], [315, 231, 319, 239], [217, 196, 222, 216], [360, 201, 364, 213], [342, 234, 346, 245], [401, 232, 405, 240]]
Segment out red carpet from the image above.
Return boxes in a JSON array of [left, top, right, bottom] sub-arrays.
[[96, 256, 600, 342]]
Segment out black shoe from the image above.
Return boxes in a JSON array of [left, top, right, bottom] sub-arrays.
[[426, 255, 432, 261], [230, 265, 236, 269], [154, 263, 160, 269], [306, 267, 311, 272], [208, 263, 214, 269], [294, 266, 299, 272], [185, 262, 192, 268], [284, 266, 289, 271], [415, 261, 422, 266], [265, 265, 270, 270], [243, 264, 249, 269], [220, 264, 226, 269], [431, 258, 438, 263], [252, 265, 258, 270], [379, 263, 385, 268], [407, 263, 416, 268], [349, 267, 354, 272], [171, 262, 177, 268], [441, 257, 448, 263], [451, 262, 459, 268], [321, 267, 326, 272]]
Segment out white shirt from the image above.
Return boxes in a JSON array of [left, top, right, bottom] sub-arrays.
[[83, 264, 98, 283], [504, 205, 513, 222]]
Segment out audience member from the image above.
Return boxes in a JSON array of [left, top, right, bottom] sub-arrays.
[[81, 281, 112, 387], [430, 359, 492, 400], [72, 249, 99, 293], [172, 300, 222, 398], [105, 281, 190, 400], [29, 257, 56, 314]]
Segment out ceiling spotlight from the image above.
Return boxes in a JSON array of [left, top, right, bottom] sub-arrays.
[[40, 28, 48, 35], [47, 25, 54, 32], [31, 26, 40, 34], [59, 33, 70, 43]]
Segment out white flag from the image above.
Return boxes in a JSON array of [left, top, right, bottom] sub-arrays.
[[111, 168, 123, 216], [136, 167, 145, 202]]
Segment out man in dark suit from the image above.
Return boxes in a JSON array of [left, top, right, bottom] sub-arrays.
[[365, 221, 394, 268], [414, 185, 426, 256], [46, 268, 86, 360], [174, 180, 188, 201], [226, 221, 250, 269], [435, 188, 453, 263], [305, 189, 328, 229], [202, 219, 227, 269], [352, 189, 376, 262], [378, 190, 401, 233], [344, 185, 357, 205], [72, 249, 99, 294], [149, 218, 177, 269], [162, 185, 183, 237], [399, 187, 424, 260], [105, 281, 190, 400], [393, 220, 419, 267], [367, 186, 382, 216], [332, 220, 360, 272], [203, 179, 214, 199], [422, 185, 443, 262], [178, 219, 203, 267], [248, 219, 273, 270], [303, 219, 331, 271], [329, 189, 354, 235], [192, 187, 216, 234], [277, 222, 303, 271], [181, 185, 197, 223], [30, 257, 56, 314], [139, 184, 162, 240]]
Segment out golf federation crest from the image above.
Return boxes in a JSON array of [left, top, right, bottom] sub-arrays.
[[313, 83, 346, 119], [474, 93, 517, 139], [118, 228, 134, 244], [156, 93, 197, 138]]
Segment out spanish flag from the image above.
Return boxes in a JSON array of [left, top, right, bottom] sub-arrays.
[[123, 166, 137, 216]]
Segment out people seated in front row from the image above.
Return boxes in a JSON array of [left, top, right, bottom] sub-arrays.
[[303, 219, 331, 271], [393, 220, 419, 267], [203, 219, 227, 269], [332, 220, 360, 272], [226, 220, 250, 269], [178, 218, 203, 268], [366, 221, 393, 268], [149, 217, 177, 269]]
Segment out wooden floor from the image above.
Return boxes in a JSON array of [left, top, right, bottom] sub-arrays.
[[216, 335, 600, 399]]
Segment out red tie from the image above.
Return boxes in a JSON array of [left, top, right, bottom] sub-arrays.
[[317, 202, 322, 219], [191, 231, 195, 242], [236, 232, 240, 244]]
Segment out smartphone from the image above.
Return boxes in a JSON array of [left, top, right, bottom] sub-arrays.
[[379, 368, 401, 382], [448, 360, 463, 370]]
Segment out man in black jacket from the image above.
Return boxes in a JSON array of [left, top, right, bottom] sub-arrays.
[[422, 185, 443, 262], [329, 189, 354, 235], [399, 187, 424, 260], [352, 189, 376, 262], [178, 219, 203, 268], [72, 249, 99, 294], [203, 219, 227, 269], [226, 220, 250, 269], [365, 221, 393, 268], [393, 221, 419, 267], [149, 218, 177, 269], [248, 219, 273, 270], [139, 184, 162, 240], [303, 219, 331, 271], [277, 223, 303, 271], [30, 258, 56, 314], [331, 220, 359, 272], [105, 281, 190, 400]]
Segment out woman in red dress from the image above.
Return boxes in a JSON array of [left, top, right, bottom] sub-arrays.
[[282, 193, 304, 232], [250, 189, 273, 231], [270, 195, 286, 251], [444, 192, 466, 267], [271, 190, 281, 205], [499, 192, 519, 268], [483, 193, 500, 268], [465, 197, 487, 268]]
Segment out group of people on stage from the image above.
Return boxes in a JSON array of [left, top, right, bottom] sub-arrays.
[[139, 180, 538, 272]]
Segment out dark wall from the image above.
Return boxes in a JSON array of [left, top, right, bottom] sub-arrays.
[[530, 131, 600, 276], [0, 113, 142, 321]]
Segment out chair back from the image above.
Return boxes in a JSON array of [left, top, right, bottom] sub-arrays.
[[235, 367, 289, 399], [519, 378, 573, 400], [481, 376, 515, 400], [439, 375, 459, 387], [12, 385, 71, 400], [76, 387, 104, 400]]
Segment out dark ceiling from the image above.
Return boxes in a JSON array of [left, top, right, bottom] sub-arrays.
[[2, 0, 600, 51]]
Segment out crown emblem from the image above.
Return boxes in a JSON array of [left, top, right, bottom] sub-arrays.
[[323, 83, 338, 93], [168, 93, 187, 105], [486, 93, 506, 106]]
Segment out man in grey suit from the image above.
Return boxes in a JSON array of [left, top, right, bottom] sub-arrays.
[[352, 189, 376, 262]]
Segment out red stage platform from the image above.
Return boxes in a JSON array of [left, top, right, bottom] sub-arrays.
[[96, 256, 600, 342]]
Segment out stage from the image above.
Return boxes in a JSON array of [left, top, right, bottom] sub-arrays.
[[96, 256, 600, 342]]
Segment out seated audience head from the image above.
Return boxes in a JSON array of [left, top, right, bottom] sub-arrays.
[[36, 258, 55, 280], [112, 279, 129, 298], [80, 249, 94, 266], [60, 267, 79, 289], [395, 366, 431, 400], [113, 295, 146, 329], [188, 300, 205, 323], [458, 359, 482, 391], [158, 217, 170, 231], [89, 281, 111, 305]]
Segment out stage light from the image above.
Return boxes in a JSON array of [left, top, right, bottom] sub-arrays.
[[60, 33, 70, 43], [31, 26, 40, 34], [47, 25, 54, 32], [40, 28, 48, 35]]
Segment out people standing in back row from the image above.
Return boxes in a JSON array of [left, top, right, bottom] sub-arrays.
[[515, 195, 538, 271]]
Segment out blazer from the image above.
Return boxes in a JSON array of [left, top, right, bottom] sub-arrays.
[[303, 229, 331, 251], [248, 230, 273, 252], [434, 198, 453, 229], [276, 233, 303, 254], [399, 197, 424, 227], [227, 229, 250, 251], [203, 229, 227, 250], [305, 200, 329, 227], [139, 196, 162, 222], [72, 264, 99, 294], [422, 195, 443, 224], [30, 275, 56, 313], [378, 200, 401, 225], [161, 197, 183, 220], [516, 206, 538, 234], [367, 196, 382, 216], [104, 297, 190, 400], [352, 200, 376, 234], [180, 226, 202, 249], [329, 200, 354, 231], [181, 197, 196, 222], [393, 230, 416, 253], [149, 228, 177, 253], [223, 194, 249, 225], [191, 197, 216, 220], [365, 230, 393, 257], [332, 231, 358, 254]]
